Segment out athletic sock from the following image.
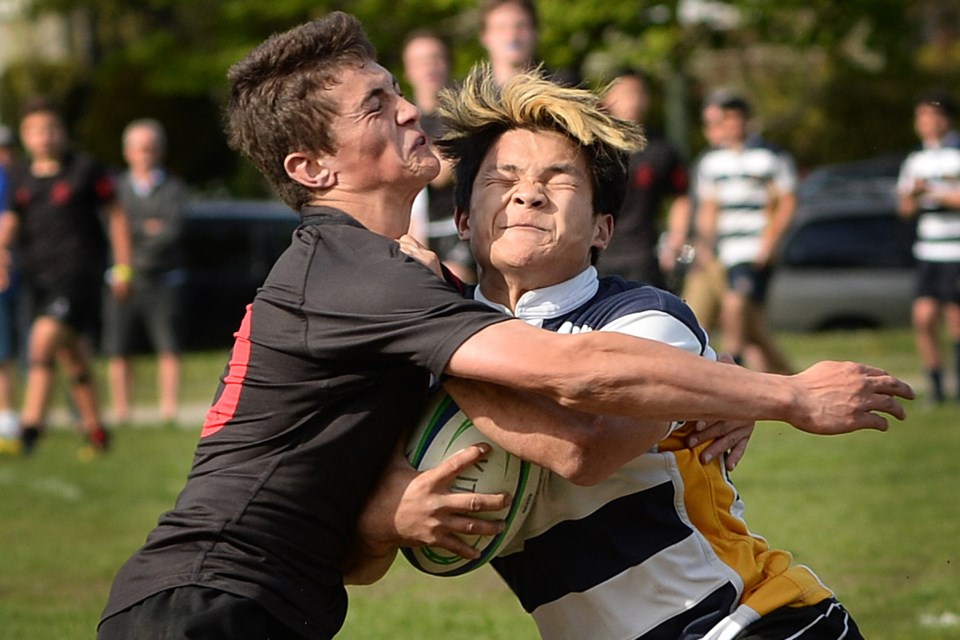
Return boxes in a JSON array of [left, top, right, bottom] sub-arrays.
[[929, 368, 945, 404], [20, 424, 44, 455]]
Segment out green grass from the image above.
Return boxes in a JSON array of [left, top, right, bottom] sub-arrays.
[[1, 330, 959, 639]]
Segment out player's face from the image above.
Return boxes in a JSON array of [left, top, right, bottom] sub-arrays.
[[702, 104, 726, 148], [914, 104, 951, 143], [402, 36, 449, 97], [603, 76, 649, 124], [459, 129, 611, 288], [322, 62, 439, 191], [20, 111, 67, 162], [481, 3, 537, 68], [123, 127, 164, 173], [722, 108, 748, 145]]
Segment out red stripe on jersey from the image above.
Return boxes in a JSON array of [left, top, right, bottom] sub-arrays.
[[201, 305, 254, 438]]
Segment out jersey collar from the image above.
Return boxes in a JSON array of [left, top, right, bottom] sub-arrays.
[[474, 267, 599, 325]]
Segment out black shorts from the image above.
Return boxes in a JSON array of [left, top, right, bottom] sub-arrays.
[[22, 278, 102, 336], [98, 586, 310, 640], [915, 260, 960, 303], [735, 598, 864, 640], [726, 263, 772, 303], [102, 270, 185, 356]]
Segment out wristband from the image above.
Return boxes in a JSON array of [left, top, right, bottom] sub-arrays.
[[109, 264, 133, 284]]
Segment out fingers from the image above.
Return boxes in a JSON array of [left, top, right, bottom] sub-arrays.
[[440, 490, 512, 514], [429, 443, 492, 486], [695, 423, 754, 465], [724, 436, 750, 471]]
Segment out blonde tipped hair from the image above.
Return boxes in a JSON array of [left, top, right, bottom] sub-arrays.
[[436, 63, 645, 217]]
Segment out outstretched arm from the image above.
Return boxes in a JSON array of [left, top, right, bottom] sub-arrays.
[[444, 320, 912, 482]]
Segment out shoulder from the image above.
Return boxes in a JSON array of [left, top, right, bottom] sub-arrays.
[[579, 277, 701, 328], [296, 221, 480, 312], [580, 278, 709, 353]]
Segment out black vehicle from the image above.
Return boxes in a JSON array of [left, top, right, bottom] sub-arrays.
[[767, 154, 916, 332], [181, 199, 300, 349]]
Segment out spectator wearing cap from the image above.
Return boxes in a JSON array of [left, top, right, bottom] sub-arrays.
[[897, 89, 960, 403]]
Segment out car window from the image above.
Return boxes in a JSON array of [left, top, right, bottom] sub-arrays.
[[781, 215, 916, 269]]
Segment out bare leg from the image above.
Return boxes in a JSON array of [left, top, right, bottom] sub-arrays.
[[108, 356, 132, 424], [744, 303, 793, 374], [21, 316, 62, 427], [719, 289, 748, 361], [158, 351, 180, 423], [913, 297, 942, 369], [913, 297, 944, 401], [55, 332, 105, 440]]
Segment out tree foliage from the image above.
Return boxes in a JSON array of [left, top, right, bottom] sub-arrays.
[[6, 0, 954, 192]]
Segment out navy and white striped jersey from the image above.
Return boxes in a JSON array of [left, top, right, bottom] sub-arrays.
[[696, 144, 797, 267], [897, 132, 960, 262], [475, 267, 832, 640]]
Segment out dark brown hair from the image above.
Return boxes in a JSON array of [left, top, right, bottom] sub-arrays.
[[225, 12, 376, 209]]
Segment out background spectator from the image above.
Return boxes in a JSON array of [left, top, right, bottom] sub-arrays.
[[695, 95, 795, 373], [402, 31, 476, 282], [896, 89, 960, 403], [0, 125, 19, 454], [599, 69, 690, 290], [103, 119, 187, 426]]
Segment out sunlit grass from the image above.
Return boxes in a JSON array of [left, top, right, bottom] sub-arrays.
[[1, 330, 958, 639]]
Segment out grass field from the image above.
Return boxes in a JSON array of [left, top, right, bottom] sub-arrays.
[[1, 330, 958, 639]]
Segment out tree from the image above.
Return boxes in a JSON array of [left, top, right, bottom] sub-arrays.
[[8, 0, 950, 190]]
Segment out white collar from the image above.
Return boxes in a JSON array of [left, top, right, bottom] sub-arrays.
[[129, 169, 166, 197], [474, 266, 599, 323]]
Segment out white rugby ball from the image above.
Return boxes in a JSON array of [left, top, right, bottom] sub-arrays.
[[401, 391, 540, 577]]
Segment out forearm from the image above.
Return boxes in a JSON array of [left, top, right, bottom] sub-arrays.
[[761, 194, 795, 258], [444, 377, 671, 484], [108, 202, 133, 266], [448, 323, 797, 425], [342, 546, 398, 586]]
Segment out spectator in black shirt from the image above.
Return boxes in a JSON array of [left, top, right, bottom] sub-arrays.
[[599, 69, 690, 290]]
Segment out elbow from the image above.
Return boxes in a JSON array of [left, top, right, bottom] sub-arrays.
[[546, 416, 618, 487]]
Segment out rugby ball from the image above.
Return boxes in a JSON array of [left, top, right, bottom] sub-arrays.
[[401, 391, 541, 577]]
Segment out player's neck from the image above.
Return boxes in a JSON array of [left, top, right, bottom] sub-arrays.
[[30, 157, 61, 177], [310, 188, 417, 240]]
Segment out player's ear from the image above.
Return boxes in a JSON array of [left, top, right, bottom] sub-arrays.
[[592, 213, 614, 251], [284, 152, 337, 190], [454, 207, 471, 240]]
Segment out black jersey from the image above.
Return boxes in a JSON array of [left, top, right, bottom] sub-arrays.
[[8, 151, 114, 288], [101, 207, 507, 638], [598, 133, 689, 288]]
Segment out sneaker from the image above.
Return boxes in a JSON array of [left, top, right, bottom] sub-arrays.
[[0, 437, 21, 456], [78, 426, 111, 461], [88, 426, 111, 452], [20, 425, 43, 455]]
